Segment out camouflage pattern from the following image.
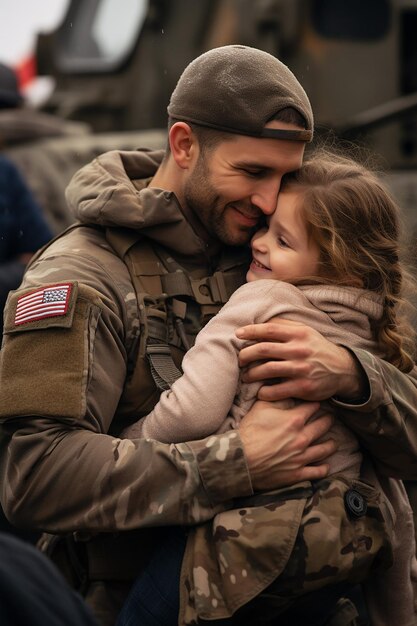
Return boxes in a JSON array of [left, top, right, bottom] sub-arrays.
[[333, 350, 417, 479], [179, 476, 394, 625]]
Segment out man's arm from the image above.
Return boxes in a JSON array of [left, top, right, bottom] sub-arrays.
[[237, 319, 417, 478], [0, 253, 334, 534], [0, 269, 249, 533], [332, 347, 417, 478]]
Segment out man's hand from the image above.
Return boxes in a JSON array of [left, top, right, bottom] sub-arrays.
[[240, 400, 336, 490], [237, 319, 368, 403]]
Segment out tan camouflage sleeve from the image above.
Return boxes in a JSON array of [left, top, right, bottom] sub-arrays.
[[332, 347, 417, 478], [0, 243, 252, 534], [0, 416, 251, 533]]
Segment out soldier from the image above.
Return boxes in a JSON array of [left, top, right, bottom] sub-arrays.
[[1, 46, 417, 626]]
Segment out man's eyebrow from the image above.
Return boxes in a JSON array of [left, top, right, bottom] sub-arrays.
[[234, 161, 269, 169]]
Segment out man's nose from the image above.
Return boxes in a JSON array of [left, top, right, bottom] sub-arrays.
[[251, 179, 281, 215]]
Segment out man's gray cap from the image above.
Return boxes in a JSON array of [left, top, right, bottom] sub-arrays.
[[168, 45, 313, 142]]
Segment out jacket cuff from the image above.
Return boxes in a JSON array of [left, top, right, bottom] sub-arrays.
[[184, 431, 253, 505], [331, 347, 389, 413]]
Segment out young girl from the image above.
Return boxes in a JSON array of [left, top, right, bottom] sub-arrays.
[[117, 150, 417, 626]]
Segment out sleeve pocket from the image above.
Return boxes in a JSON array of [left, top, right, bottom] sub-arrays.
[[0, 283, 101, 422]]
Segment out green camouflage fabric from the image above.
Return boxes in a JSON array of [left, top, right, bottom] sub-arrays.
[[179, 476, 394, 625]]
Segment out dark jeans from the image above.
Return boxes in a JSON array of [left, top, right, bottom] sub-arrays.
[[116, 527, 368, 626], [116, 527, 185, 626]]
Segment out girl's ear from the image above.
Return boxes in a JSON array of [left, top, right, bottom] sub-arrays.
[[168, 122, 199, 169]]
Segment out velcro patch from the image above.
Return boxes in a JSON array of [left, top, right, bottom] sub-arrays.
[[14, 283, 73, 326], [0, 282, 100, 421]]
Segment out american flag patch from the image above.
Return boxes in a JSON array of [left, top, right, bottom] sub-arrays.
[[14, 283, 72, 326]]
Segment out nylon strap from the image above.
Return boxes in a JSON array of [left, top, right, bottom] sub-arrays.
[[147, 344, 183, 390], [105, 227, 246, 392]]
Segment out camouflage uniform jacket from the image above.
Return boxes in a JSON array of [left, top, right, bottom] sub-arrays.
[[1, 149, 417, 620]]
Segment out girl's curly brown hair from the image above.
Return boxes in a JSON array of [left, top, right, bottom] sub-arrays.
[[282, 148, 416, 372]]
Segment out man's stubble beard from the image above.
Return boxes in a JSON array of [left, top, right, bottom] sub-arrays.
[[183, 155, 255, 247]]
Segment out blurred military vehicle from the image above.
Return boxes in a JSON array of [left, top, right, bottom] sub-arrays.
[[3, 0, 417, 239]]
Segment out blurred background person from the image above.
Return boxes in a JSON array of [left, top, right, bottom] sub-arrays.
[[0, 72, 54, 538], [0, 153, 53, 332]]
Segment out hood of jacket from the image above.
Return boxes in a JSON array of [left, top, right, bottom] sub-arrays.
[[65, 148, 226, 266]]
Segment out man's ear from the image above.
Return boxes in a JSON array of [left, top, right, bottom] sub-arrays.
[[169, 122, 199, 169]]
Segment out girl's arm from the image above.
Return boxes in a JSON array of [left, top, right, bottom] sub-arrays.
[[124, 286, 251, 442], [123, 281, 295, 443]]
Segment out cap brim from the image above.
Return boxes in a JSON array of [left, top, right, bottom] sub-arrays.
[[260, 128, 313, 141]]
